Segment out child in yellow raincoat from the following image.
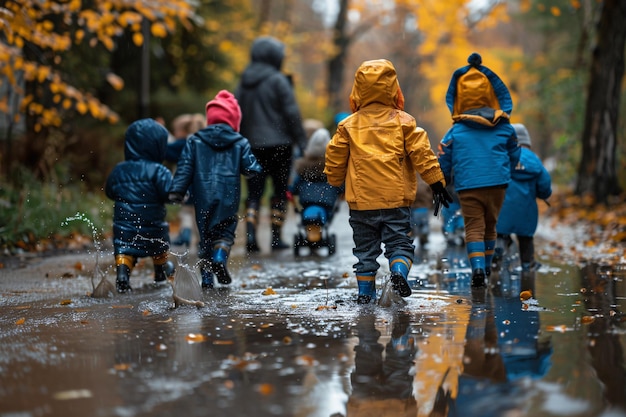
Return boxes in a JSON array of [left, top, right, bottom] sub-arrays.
[[325, 59, 451, 304]]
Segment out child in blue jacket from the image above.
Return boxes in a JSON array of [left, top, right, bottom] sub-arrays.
[[105, 118, 174, 293], [438, 53, 521, 287], [290, 128, 343, 234], [169, 90, 262, 289], [495, 123, 552, 272]]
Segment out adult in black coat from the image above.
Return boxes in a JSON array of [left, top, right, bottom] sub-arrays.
[[235, 36, 308, 252]]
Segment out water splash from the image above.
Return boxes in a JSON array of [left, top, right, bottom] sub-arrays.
[[168, 251, 204, 308], [62, 212, 113, 298], [378, 275, 407, 308]]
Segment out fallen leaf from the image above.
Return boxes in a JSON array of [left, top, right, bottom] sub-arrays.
[[262, 287, 276, 295], [186, 333, 207, 343], [257, 383, 274, 396], [53, 389, 92, 400], [15, 317, 25, 325]]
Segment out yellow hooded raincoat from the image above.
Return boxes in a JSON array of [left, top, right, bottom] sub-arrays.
[[324, 59, 445, 211]]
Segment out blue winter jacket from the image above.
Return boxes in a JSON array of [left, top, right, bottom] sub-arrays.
[[438, 120, 520, 191], [438, 54, 520, 191], [105, 119, 173, 257], [496, 148, 552, 236], [170, 124, 262, 230]]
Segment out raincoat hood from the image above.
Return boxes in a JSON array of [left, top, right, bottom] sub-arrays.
[[240, 37, 285, 89], [124, 118, 169, 163], [195, 124, 244, 151], [349, 59, 405, 112], [445, 53, 512, 127]]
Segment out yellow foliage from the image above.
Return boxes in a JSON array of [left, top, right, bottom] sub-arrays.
[[132, 31, 143, 47], [0, 0, 199, 129], [106, 73, 124, 91], [151, 22, 168, 38]]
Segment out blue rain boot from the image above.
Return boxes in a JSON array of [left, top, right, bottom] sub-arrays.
[[201, 268, 215, 289], [467, 241, 486, 287], [356, 273, 376, 304], [389, 256, 412, 297], [210, 245, 232, 285]]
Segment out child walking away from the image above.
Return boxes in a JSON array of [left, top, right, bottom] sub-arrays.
[[105, 118, 175, 293], [325, 59, 451, 304], [495, 123, 552, 272], [438, 53, 521, 288], [169, 90, 262, 289]]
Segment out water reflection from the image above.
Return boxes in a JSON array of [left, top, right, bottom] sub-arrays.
[[347, 311, 417, 416], [580, 263, 626, 411]]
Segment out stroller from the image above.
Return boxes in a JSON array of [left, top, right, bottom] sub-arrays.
[[289, 174, 343, 257], [293, 201, 339, 257]]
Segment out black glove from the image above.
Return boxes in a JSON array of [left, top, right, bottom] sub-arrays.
[[430, 181, 453, 217], [168, 192, 185, 204]]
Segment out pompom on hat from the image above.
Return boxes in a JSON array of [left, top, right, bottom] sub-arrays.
[[305, 128, 331, 158], [205, 90, 242, 132]]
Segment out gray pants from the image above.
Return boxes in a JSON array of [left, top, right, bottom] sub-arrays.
[[349, 207, 414, 274]]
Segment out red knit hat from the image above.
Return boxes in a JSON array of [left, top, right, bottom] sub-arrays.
[[205, 90, 242, 132]]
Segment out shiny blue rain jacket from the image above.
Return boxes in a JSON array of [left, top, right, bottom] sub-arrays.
[[105, 119, 173, 257], [170, 124, 262, 230]]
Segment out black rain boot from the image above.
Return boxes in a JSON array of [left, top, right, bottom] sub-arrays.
[[154, 260, 174, 284], [471, 268, 486, 288], [116, 264, 132, 293], [270, 198, 288, 251], [246, 202, 260, 253], [271, 224, 289, 251]]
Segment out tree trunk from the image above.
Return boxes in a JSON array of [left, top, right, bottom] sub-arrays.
[[575, 0, 626, 202], [327, 0, 350, 117]]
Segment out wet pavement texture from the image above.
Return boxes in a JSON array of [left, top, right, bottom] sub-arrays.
[[1, 203, 625, 417]]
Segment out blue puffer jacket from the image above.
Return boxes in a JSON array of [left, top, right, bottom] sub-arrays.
[[105, 119, 173, 257], [438, 121, 520, 191], [170, 124, 262, 229], [496, 148, 552, 236]]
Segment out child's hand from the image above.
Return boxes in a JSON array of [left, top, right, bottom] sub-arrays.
[[430, 182, 453, 216]]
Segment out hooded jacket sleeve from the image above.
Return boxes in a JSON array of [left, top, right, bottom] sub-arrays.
[[404, 124, 445, 186], [276, 75, 308, 152], [437, 129, 454, 185], [240, 139, 263, 179], [324, 128, 349, 188], [507, 133, 521, 171], [170, 139, 195, 194], [536, 158, 552, 201]]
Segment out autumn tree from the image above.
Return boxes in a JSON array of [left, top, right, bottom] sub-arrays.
[[575, 0, 626, 202], [0, 0, 198, 179]]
